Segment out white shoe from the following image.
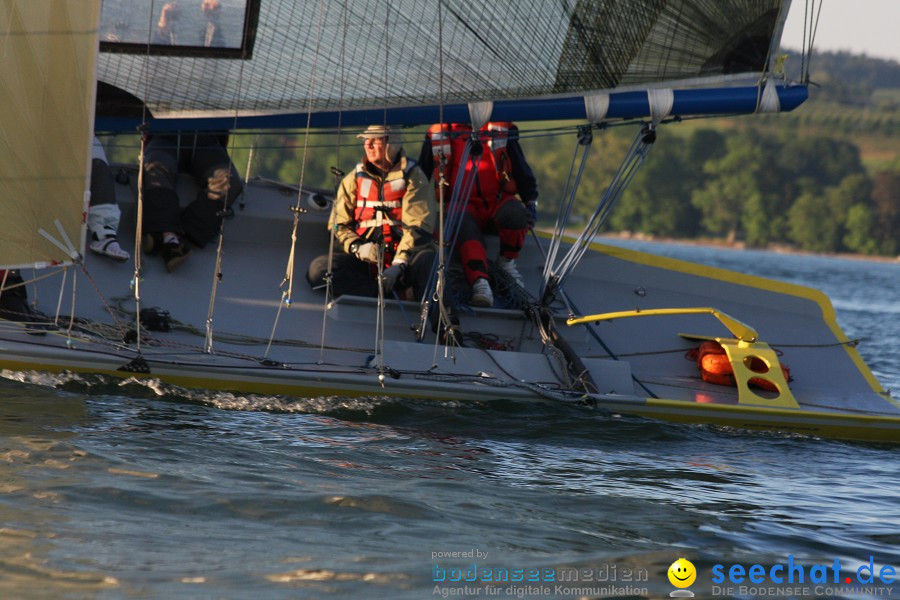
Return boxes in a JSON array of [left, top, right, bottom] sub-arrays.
[[496, 256, 524, 288], [470, 278, 493, 307], [90, 236, 130, 262]]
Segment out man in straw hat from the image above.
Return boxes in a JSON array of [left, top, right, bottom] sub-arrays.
[[307, 124, 438, 303]]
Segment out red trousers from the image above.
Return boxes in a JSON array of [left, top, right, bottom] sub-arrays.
[[454, 196, 528, 285]]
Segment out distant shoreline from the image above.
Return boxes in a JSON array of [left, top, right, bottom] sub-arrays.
[[593, 232, 900, 264]]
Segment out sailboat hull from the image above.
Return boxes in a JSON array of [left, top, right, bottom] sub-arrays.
[[1, 175, 896, 444]]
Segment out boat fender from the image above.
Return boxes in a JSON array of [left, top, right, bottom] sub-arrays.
[[690, 340, 790, 392]]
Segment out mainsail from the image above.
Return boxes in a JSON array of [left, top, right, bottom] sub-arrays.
[[95, 0, 802, 130], [0, 0, 100, 269]]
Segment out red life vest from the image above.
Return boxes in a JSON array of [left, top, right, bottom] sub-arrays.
[[353, 160, 416, 266], [426, 122, 518, 206], [691, 340, 791, 393]]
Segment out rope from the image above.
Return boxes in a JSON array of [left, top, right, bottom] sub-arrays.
[[240, 133, 259, 211], [129, 4, 161, 356], [421, 138, 479, 349], [375, 242, 387, 382], [264, 0, 328, 361], [427, 141, 481, 363], [277, 0, 327, 312], [318, 0, 350, 364], [203, 2, 257, 354], [804, 1, 823, 84], [545, 124, 656, 297], [542, 125, 594, 286]]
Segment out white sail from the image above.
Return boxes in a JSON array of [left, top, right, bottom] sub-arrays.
[[0, 0, 100, 269]]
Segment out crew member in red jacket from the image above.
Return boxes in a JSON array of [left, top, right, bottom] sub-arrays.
[[419, 122, 537, 307]]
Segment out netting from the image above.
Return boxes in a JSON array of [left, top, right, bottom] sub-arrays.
[[97, 0, 787, 119]]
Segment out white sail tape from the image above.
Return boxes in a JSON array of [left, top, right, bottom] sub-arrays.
[[467, 101, 493, 130], [757, 78, 782, 113], [648, 88, 674, 125], [54, 219, 77, 255], [38, 228, 79, 260], [584, 92, 610, 124]]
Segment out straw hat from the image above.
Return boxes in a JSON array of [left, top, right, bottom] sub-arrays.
[[356, 124, 403, 144]]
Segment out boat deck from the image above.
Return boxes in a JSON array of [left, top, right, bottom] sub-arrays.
[[1, 169, 897, 443]]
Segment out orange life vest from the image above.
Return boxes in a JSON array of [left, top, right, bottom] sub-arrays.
[[691, 340, 791, 393], [353, 160, 416, 267], [426, 122, 518, 205]]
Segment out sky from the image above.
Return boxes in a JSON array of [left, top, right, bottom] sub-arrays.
[[781, 0, 900, 63]]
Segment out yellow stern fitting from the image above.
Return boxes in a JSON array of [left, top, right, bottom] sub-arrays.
[[567, 307, 799, 408]]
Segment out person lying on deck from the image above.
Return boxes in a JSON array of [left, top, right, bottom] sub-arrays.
[[87, 136, 130, 262], [140, 132, 243, 273]]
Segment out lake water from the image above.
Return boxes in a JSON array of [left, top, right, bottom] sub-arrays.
[[1, 242, 897, 599]]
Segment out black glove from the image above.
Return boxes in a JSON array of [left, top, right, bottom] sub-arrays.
[[381, 262, 406, 293], [525, 200, 537, 227]]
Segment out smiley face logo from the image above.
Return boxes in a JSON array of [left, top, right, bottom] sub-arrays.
[[668, 558, 696, 588]]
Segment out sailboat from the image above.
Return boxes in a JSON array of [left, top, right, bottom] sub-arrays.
[[1, 0, 897, 443]]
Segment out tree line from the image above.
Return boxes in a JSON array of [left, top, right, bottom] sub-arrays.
[[521, 124, 898, 256], [224, 120, 898, 258]]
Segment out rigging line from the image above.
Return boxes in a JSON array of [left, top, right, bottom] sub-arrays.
[[205, 11, 253, 356], [64, 270, 78, 341], [548, 133, 600, 283], [0, 268, 62, 292], [372, 1, 393, 379], [529, 229, 657, 398], [542, 136, 581, 283], [431, 0, 448, 352], [422, 140, 480, 350], [552, 125, 654, 292], [805, 0, 823, 83], [53, 268, 68, 327], [318, 0, 350, 364], [279, 0, 327, 308], [242, 133, 258, 208], [265, 0, 328, 361], [129, 1, 163, 356], [800, 0, 808, 82], [375, 242, 387, 379], [77, 262, 129, 336], [542, 129, 592, 288], [427, 152, 481, 357]]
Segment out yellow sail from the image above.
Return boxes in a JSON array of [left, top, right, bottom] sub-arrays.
[[0, 0, 100, 269]]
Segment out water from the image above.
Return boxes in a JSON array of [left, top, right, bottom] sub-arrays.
[[1, 243, 898, 599]]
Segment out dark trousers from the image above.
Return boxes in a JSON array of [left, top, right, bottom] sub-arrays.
[[307, 247, 436, 301], [90, 158, 116, 207], [142, 134, 243, 246]]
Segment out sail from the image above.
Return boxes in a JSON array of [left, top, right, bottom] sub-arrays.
[[0, 0, 100, 269], [96, 0, 798, 130]]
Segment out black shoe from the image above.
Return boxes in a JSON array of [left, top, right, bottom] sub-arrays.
[[162, 239, 191, 273]]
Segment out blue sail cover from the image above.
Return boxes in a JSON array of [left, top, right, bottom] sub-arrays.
[[95, 0, 804, 130]]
